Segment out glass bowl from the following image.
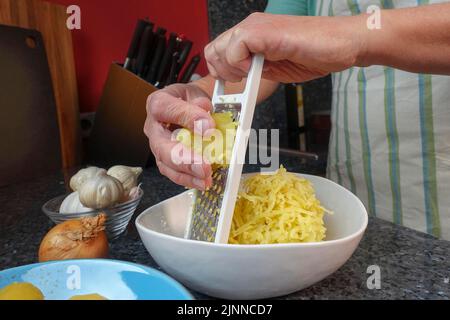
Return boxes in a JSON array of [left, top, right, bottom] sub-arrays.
[[42, 189, 143, 240]]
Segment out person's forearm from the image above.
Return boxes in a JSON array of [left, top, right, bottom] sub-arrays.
[[192, 74, 279, 104], [358, 3, 450, 74]]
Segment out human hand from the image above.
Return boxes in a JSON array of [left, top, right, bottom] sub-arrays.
[[144, 83, 215, 190], [205, 12, 366, 83]]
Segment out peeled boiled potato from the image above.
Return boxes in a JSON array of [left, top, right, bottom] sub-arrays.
[[176, 112, 237, 164], [0, 282, 107, 300], [69, 293, 107, 300], [0, 282, 44, 300]]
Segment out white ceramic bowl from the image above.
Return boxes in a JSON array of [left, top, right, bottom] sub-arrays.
[[136, 173, 368, 299]]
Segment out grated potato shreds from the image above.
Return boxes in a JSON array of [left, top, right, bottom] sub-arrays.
[[229, 166, 332, 244]]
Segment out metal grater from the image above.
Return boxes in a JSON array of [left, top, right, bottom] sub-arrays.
[[185, 54, 264, 244]]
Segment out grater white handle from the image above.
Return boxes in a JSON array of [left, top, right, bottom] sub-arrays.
[[211, 54, 265, 106], [213, 54, 265, 244]]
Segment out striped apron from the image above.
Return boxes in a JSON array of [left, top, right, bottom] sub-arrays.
[[267, 0, 450, 239]]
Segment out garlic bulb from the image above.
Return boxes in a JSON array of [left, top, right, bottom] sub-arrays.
[[70, 167, 106, 191], [59, 191, 92, 214], [107, 165, 142, 194], [128, 185, 142, 201], [78, 173, 124, 209]]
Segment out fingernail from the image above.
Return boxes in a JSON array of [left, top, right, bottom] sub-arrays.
[[194, 119, 213, 135], [205, 176, 213, 189], [191, 164, 206, 178], [193, 178, 205, 190]]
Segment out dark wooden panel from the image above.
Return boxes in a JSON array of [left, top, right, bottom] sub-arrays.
[[0, 0, 82, 168], [0, 25, 61, 186]]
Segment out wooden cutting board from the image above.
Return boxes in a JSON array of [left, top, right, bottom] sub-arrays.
[[0, 25, 61, 186], [0, 0, 81, 168]]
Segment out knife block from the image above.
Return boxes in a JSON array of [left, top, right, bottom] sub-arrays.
[[87, 63, 158, 167]]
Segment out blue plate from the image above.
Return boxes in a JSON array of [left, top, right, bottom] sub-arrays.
[[0, 259, 193, 300]]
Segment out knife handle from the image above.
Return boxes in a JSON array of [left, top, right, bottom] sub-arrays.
[[124, 19, 149, 71], [135, 25, 154, 76], [156, 27, 167, 36], [179, 54, 201, 83], [155, 32, 177, 86], [177, 40, 193, 73], [164, 52, 180, 87], [146, 34, 166, 84]]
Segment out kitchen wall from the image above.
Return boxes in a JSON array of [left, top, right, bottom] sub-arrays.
[[47, 0, 210, 113]]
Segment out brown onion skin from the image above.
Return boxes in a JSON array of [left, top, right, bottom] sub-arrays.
[[38, 219, 109, 262]]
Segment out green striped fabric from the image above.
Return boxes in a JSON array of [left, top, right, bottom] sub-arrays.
[[343, 68, 357, 194], [328, 0, 334, 15], [334, 72, 343, 185], [317, 0, 325, 16], [418, 74, 441, 237], [343, 1, 361, 196], [384, 67, 403, 224], [347, 0, 362, 14], [264, 0, 448, 239], [418, 0, 441, 239], [358, 69, 377, 216]]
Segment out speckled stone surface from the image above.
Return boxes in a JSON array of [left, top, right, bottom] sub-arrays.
[[1, 160, 449, 300]]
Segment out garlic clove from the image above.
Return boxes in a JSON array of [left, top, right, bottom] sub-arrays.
[[107, 165, 143, 194], [60, 191, 93, 214], [78, 173, 124, 209], [129, 167, 143, 176], [70, 167, 106, 191], [128, 184, 142, 201]]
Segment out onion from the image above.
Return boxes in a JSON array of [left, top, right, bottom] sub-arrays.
[[38, 214, 109, 262]]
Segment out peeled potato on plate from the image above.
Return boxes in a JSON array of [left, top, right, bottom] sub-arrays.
[[0, 282, 44, 300], [69, 293, 107, 300]]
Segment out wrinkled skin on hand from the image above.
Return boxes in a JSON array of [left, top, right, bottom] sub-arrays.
[[144, 84, 215, 190], [204, 12, 365, 83], [145, 12, 365, 189]]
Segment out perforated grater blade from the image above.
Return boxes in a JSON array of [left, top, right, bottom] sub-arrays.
[[185, 54, 264, 243]]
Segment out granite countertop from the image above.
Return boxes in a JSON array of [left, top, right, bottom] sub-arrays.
[[0, 158, 449, 300]]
